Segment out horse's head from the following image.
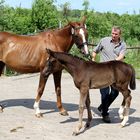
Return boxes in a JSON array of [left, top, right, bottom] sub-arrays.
[[69, 16, 89, 56], [42, 49, 63, 79]]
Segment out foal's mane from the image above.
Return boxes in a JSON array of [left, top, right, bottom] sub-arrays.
[[55, 52, 92, 65]]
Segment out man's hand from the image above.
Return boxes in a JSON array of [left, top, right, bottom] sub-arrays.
[[92, 57, 95, 61]]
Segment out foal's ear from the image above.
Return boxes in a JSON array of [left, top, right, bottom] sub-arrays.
[[46, 48, 51, 54], [46, 48, 54, 57]]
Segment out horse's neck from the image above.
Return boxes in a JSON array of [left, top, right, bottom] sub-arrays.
[[57, 25, 70, 35], [54, 26, 74, 51], [56, 53, 79, 75]]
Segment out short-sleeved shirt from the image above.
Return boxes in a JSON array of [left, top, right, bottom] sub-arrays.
[[93, 37, 126, 62]]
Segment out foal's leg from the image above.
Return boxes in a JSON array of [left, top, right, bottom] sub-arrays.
[[73, 88, 88, 135], [53, 71, 68, 115], [121, 89, 132, 127], [118, 99, 125, 120], [85, 93, 92, 128], [34, 73, 47, 117]]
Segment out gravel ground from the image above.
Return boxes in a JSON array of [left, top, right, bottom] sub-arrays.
[[0, 73, 140, 140]]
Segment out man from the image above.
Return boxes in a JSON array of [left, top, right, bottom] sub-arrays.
[[92, 26, 126, 123]]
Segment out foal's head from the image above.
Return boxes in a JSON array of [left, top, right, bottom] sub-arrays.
[[69, 16, 89, 56], [42, 51, 63, 79]]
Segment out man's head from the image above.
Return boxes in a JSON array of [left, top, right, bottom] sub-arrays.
[[111, 26, 122, 43]]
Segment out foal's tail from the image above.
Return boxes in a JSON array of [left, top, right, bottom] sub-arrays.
[[130, 65, 136, 90]]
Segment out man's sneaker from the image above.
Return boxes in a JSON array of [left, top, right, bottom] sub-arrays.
[[102, 115, 111, 123]]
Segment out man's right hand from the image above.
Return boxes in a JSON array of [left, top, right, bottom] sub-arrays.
[[92, 57, 95, 61]]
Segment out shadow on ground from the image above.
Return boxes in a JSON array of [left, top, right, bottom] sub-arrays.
[[0, 98, 140, 130]]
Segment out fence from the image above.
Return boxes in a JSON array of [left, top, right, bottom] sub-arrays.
[[126, 47, 140, 79], [3, 46, 140, 79]]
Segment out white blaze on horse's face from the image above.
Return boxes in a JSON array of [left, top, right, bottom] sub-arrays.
[[79, 28, 89, 55]]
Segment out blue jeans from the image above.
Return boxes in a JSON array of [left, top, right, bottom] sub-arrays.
[[99, 86, 119, 116]]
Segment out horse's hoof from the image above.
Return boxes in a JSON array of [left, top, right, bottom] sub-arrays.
[[72, 132, 78, 136], [0, 105, 3, 113], [35, 113, 43, 118], [60, 110, 69, 116]]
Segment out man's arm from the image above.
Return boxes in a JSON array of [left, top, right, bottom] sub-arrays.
[[115, 53, 125, 61], [116, 42, 126, 61]]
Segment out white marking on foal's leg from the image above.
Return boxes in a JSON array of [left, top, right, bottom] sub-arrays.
[[121, 108, 129, 127], [121, 116, 129, 127], [33, 101, 41, 115], [73, 106, 84, 136], [118, 106, 124, 120]]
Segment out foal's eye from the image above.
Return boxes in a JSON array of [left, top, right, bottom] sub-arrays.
[[47, 61, 52, 67]]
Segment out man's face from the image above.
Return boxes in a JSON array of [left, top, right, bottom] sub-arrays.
[[111, 29, 121, 42]]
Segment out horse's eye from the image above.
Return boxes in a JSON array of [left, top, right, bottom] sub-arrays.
[[74, 35, 78, 38]]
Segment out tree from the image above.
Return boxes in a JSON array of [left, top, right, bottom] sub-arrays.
[[82, 0, 89, 15], [9, 8, 33, 34], [0, 0, 6, 30], [60, 2, 71, 20], [31, 0, 58, 31]]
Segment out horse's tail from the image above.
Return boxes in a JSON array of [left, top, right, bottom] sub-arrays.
[[130, 65, 136, 90]]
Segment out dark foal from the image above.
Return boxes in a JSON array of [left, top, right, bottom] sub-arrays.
[[0, 17, 89, 117], [43, 49, 136, 135]]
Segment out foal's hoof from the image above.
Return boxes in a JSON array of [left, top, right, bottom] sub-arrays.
[[59, 110, 69, 116], [35, 113, 43, 118], [119, 115, 124, 120], [120, 124, 125, 128], [85, 122, 90, 128], [120, 122, 126, 128]]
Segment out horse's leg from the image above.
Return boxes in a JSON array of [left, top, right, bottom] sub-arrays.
[[121, 89, 132, 127], [0, 61, 5, 76], [0, 61, 5, 112], [73, 88, 88, 136], [118, 99, 125, 120], [34, 73, 47, 118], [85, 93, 92, 128], [53, 71, 68, 116]]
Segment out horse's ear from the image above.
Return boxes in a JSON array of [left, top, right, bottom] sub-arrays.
[[71, 28, 74, 35], [69, 22, 75, 28], [66, 17, 70, 23], [69, 22, 75, 34], [81, 16, 86, 24]]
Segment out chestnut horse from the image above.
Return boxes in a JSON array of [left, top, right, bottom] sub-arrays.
[[44, 49, 136, 135], [0, 17, 89, 117]]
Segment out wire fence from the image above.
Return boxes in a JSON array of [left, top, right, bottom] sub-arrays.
[[126, 47, 140, 79], [88, 45, 140, 79], [3, 45, 140, 78]]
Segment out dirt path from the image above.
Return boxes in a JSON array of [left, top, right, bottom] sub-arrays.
[[0, 73, 140, 140]]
